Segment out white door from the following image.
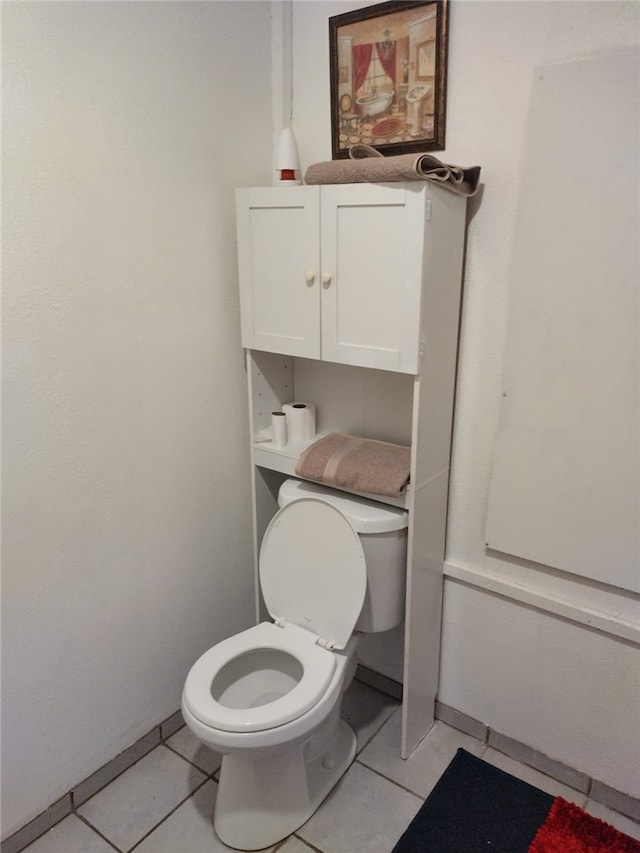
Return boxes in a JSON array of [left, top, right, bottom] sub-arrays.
[[319, 184, 426, 373], [237, 186, 321, 359]]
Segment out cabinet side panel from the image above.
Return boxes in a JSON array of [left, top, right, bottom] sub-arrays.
[[248, 351, 293, 440], [415, 187, 467, 486], [402, 469, 449, 757]]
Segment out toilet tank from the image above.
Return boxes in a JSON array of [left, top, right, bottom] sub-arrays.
[[277, 479, 408, 633]]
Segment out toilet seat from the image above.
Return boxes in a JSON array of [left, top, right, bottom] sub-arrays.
[[183, 622, 337, 733], [260, 498, 367, 650], [184, 498, 366, 735]]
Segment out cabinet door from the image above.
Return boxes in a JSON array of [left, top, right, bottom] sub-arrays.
[[237, 186, 321, 358], [320, 184, 426, 374]]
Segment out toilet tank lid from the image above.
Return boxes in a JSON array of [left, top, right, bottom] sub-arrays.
[[278, 479, 408, 534]]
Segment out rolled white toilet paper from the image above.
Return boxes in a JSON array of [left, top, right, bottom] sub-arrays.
[[271, 411, 288, 448], [282, 402, 317, 443]]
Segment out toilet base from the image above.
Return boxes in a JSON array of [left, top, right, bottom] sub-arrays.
[[214, 719, 357, 850]]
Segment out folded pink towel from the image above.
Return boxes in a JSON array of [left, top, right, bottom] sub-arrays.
[[295, 433, 411, 498]]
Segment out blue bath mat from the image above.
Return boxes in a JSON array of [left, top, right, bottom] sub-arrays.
[[391, 748, 554, 853]]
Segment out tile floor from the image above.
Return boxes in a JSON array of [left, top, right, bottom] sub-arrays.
[[22, 680, 640, 853]]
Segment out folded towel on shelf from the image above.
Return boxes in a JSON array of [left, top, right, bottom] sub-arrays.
[[295, 433, 411, 498], [304, 144, 481, 196]]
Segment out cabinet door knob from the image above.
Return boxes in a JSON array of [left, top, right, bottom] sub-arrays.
[[322, 272, 332, 287], [305, 271, 315, 285]]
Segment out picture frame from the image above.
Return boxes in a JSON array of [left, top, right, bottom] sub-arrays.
[[329, 0, 449, 159]]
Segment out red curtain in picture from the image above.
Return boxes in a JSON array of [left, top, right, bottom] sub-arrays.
[[376, 41, 396, 85], [353, 43, 373, 94]]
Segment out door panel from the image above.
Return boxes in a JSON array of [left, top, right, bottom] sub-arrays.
[[237, 187, 320, 358], [320, 185, 424, 373]]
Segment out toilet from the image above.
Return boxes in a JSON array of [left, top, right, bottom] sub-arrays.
[[181, 478, 408, 851]]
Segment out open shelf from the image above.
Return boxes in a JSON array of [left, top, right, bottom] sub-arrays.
[[252, 435, 324, 477], [252, 434, 411, 510]]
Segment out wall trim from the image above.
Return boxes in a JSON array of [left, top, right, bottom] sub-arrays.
[[444, 559, 640, 644]]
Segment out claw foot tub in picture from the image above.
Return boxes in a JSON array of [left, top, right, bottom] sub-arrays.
[[356, 88, 394, 119]]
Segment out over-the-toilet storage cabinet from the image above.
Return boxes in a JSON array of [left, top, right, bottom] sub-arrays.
[[236, 182, 467, 758]]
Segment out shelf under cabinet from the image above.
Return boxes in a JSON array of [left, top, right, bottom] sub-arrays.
[[252, 435, 411, 510]]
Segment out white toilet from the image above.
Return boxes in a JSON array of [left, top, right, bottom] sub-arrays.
[[181, 478, 408, 850]]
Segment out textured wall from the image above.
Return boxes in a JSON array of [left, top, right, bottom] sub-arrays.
[[289, 0, 640, 795], [2, 1, 272, 836]]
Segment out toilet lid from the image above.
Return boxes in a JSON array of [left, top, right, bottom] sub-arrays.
[[260, 498, 366, 650]]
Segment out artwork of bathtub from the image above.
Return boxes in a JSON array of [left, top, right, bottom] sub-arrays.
[[356, 89, 394, 119]]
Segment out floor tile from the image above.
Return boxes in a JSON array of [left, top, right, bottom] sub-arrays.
[[23, 815, 115, 853], [166, 725, 222, 776], [585, 799, 640, 841], [482, 747, 587, 806], [340, 679, 399, 753], [134, 780, 279, 852], [2, 797, 73, 853], [74, 729, 161, 808], [298, 761, 422, 853], [77, 744, 207, 851], [358, 712, 486, 798], [276, 837, 318, 852]]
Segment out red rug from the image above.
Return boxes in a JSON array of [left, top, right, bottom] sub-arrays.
[[529, 797, 640, 853], [392, 749, 639, 853], [371, 117, 402, 137]]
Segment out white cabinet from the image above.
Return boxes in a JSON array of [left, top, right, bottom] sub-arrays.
[[237, 183, 440, 374], [236, 182, 468, 757]]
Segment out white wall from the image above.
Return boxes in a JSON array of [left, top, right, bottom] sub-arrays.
[[2, 1, 272, 837], [3, 2, 639, 838], [288, 0, 640, 796]]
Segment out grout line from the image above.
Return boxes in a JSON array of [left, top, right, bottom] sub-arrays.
[[74, 813, 123, 853], [72, 728, 162, 810], [6, 698, 640, 851], [74, 745, 211, 853], [0, 797, 73, 853], [291, 834, 326, 852], [353, 707, 399, 757], [354, 757, 425, 801], [126, 777, 212, 853], [162, 742, 221, 779], [73, 730, 162, 809]]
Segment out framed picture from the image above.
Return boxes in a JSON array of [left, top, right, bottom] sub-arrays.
[[329, 0, 449, 159]]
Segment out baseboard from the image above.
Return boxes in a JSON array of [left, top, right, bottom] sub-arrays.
[[4, 694, 638, 853], [1, 710, 185, 853], [355, 663, 403, 701], [435, 700, 640, 822]]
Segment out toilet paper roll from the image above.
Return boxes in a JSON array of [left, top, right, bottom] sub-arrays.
[[271, 411, 288, 448], [282, 402, 317, 444]]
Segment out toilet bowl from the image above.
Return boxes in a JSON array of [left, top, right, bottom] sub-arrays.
[[182, 481, 408, 850]]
